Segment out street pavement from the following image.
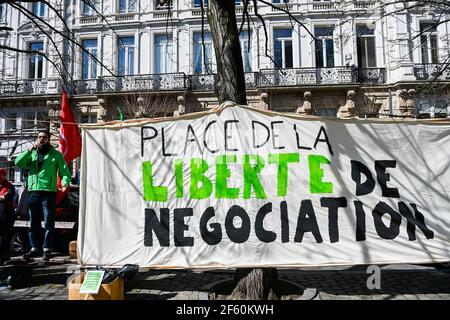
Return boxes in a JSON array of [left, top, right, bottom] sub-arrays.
[[0, 256, 449, 300]]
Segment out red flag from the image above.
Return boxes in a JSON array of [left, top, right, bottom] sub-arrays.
[[56, 90, 82, 205], [59, 90, 82, 163]]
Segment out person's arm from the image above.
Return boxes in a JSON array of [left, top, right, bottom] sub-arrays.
[[57, 153, 72, 188], [4, 183, 15, 202], [0, 184, 15, 202], [15, 149, 33, 168]]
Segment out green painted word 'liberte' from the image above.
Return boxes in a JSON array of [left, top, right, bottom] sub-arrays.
[[142, 153, 333, 202]]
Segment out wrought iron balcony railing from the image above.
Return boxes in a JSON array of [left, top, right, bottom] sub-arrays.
[[189, 72, 260, 91], [72, 79, 99, 95], [0, 79, 47, 96], [259, 67, 355, 86], [72, 73, 190, 94], [354, 68, 386, 85], [1, 68, 389, 97], [414, 64, 450, 81]]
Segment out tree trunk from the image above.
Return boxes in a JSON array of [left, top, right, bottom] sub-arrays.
[[207, 0, 278, 300], [231, 268, 280, 300], [207, 0, 247, 105]]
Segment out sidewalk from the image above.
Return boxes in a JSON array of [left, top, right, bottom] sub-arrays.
[[1, 257, 449, 300]]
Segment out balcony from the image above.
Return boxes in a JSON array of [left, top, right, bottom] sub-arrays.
[[73, 73, 189, 94], [79, 16, 99, 25], [114, 13, 137, 22], [309, 1, 336, 12], [189, 74, 215, 91], [352, 1, 377, 10], [72, 79, 100, 95], [414, 64, 450, 81], [1, 67, 389, 98], [354, 68, 386, 85], [259, 67, 355, 86], [189, 72, 260, 91], [0, 79, 48, 96]]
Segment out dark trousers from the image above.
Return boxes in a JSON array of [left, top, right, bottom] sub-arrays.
[[28, 191, 56, 251], [0, 212, 15, 258]]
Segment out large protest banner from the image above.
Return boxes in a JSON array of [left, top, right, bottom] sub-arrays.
[[78, 105, 450, 268]]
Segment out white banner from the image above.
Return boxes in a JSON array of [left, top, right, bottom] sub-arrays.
[[78, 105, 450, 268]]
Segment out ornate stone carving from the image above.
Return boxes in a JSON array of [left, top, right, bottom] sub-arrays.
[[260, 92, 269, 110], [397, 89, 415, 117], [338, 90, 357, 118], [296, 91, 312, 115], [174, 96, 186, 116]]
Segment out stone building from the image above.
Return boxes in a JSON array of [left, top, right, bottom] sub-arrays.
[[0, 0, 449, 182]]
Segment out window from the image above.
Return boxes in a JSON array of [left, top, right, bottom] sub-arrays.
[[155, 0, 173, 9], [193, 32, 213, 74], [22, 112, 36, 130], [33, 1, 45, 17], [29, 42, 44, 79], [155, 34, 174, 74], [273, 29, 293, 68], [119, 0, 137, 13], [83, 0, 99, 16], [356, 25, 376, 68], [194, 0, 208, 6], [240, 31, 252, 72], [420, 23, 439, 64], [82, 39, 98, 79], [315, 26, 334, 67], [80, 114, 98, 123], [36, 111, 47, 130], [118, 36, 135, 76], [5, 112, 17, 131], [0, 4, 5, 22], [315, 108, 337, 117]]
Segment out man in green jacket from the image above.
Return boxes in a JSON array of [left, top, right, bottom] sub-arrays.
[[15, 130, 72, 261]]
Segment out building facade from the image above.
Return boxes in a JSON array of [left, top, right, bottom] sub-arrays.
[[1, 0, 450, 182]]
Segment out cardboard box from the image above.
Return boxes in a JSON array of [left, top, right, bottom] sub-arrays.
[[68, 272, 124, 300], [69, 241, 77, 259]]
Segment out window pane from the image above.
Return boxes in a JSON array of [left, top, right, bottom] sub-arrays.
[[430, 35, 438, 63], [118, 37, 134, 75], [82, 40, 97, 79], [128, 47, 134, 75], [285, 40, 293, 68], [421, 35, 429, 63], [356, 37, 363, 67], [326, 39, 334, 67], [193, 32, 211, 73], [22, 112, 35, 130], [314, 26, 333, 37], [356, 25, 374, 36], [315, 39, 324, 67], [315, 108, 337, 117], [420, 23, 437, 33], [30, 42, 43, 79], [366, 37, 376, 67], [274, 29, 292, 68], [6, 112, 17, 131], [274, 40, 282, 68], [274, 29, 292, 39], [129, 0, 137, 12], [155, 35, 173, 73], [119, 0, 126, 12], [194, 0, 208, 7], [240, 31, 251, 72], [91, 49, 97, 78]]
